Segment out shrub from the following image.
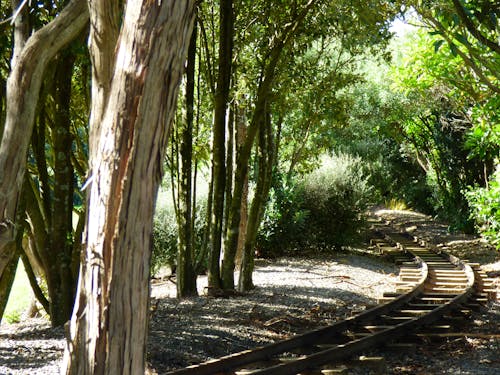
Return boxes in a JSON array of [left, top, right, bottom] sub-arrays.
[[151, 191, 208, 276], [466, 163, 500, 249], [151, 196, 178, 276], [257, 179, 309, 257], [298, 153, 374, 250], [257, 153, 374, 256]]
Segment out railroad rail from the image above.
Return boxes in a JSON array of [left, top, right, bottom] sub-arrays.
[[166, 220, 494, 375]]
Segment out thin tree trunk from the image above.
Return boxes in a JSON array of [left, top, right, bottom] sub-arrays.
[[0, 0, 88, 277], [20, 246, 50, 314], [207, 0, 234, 290], [0, 244, 18, 323], [0, 187, 27, 323], [223, 106, 235, 240], [62, 2, 195, 374], [221, 54, 281, 290], [234, 106, 248, 269], [222, 1, 316, 289], [47, 52, 76, 326], [177, 19, 198, 298], [238, 109, 274, 292]]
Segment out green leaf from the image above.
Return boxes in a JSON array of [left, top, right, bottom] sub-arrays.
[[488, 12, 497, 31], [434, 39, 445, 53], [449, 42, 458, 56], [454, 32, 469, 46]]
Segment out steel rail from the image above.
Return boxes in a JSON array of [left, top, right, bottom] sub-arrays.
[[165, 227, 476, 375]]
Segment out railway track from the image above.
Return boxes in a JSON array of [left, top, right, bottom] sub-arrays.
[[166, 221, 494, 375]]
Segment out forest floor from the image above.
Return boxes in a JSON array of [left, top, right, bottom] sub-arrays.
[[0, 208, 499, 374]]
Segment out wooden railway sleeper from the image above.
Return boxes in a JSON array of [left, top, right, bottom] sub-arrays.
[[166, 227, 476, 375]]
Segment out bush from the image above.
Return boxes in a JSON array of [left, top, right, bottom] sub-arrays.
[[151, 195, 178, 276], [257, 153, 373, 256], [257, 179, 309, 257], [151, 191, 208, 276], [466, 163, 500, 249], [298, 153, 373, 250]]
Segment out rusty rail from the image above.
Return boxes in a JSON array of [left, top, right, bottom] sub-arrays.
[[166, 223, 482, 375]]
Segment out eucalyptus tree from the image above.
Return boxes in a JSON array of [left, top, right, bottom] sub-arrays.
[[0, 0, 89, 323], [62, 2, 196, 374]]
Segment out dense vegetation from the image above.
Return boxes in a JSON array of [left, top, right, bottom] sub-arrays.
[[153, 3, 499, 278], [0, 0, 497, 372]]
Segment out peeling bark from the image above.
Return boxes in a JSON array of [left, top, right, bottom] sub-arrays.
[[0, 0, 89, 277], [63, 1, 195, 374]]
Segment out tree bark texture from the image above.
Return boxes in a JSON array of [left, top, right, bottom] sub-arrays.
[[0, 0, 89, 278], [63, 1, 195, 374], [0, 189, 27, 323], [238, 109, 275, 292], [208, 0, 234, 290], [234, 108, 248, 269], [177, 20, 198, 298], [0, 244, 18, 324], [48, 53, 77, 326], [221, 49, 281, 290]]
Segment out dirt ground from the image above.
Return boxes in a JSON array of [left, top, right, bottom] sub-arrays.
[[0, 208, 499, 374]]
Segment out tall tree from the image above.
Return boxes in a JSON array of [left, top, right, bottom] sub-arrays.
[[177, 17, 198, 298], [0, 0, 89, 306], [207, 0, 234, 290], [238, 108, 274, 291], [22, 49, 81, 326], [221, 0, 319, 290], [62, 1, 195, 374]]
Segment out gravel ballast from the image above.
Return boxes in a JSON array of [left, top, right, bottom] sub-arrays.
[[0, 209, 498, 374]]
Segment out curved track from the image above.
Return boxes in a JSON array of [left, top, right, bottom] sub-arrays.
[[166, 221, 488, 375]]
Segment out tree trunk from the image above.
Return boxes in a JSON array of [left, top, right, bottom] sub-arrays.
[[47, 52, 77, 326], [221, 56, 281, 290], [0, 244, 18, 324], [223, 106, 235, 241], [177, 19, 198, 298], [207, 0, 234, 291], [0, 0, 88, 278], [234, 107, 248, 269], [20, 49, 80, 327], [0, 189, 27, 323], [62, 2, 195, 374], [238, 109, 275, 292], [221, 1, 316, 289]]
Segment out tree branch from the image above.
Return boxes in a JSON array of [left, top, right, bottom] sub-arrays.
[[426, 15, 500, 94], [451, 0, 500, 55]]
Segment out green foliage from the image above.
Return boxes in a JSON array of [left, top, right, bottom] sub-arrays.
[[151, 191, 208, 276], [4, 263, 33, 324], [389, 27, 495, 231], [413, 0, 499, 94], [298, 153, 374, 249], [257, 178, 308, 257], [151, 197, 178, 276], [257, 153, 373, 256], [329, 60, 434, 214], [466, 163, 500, 249]]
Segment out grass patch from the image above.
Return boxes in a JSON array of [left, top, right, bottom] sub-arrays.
[[3, 261, 33, 324], [385, 198, 407, 211]]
